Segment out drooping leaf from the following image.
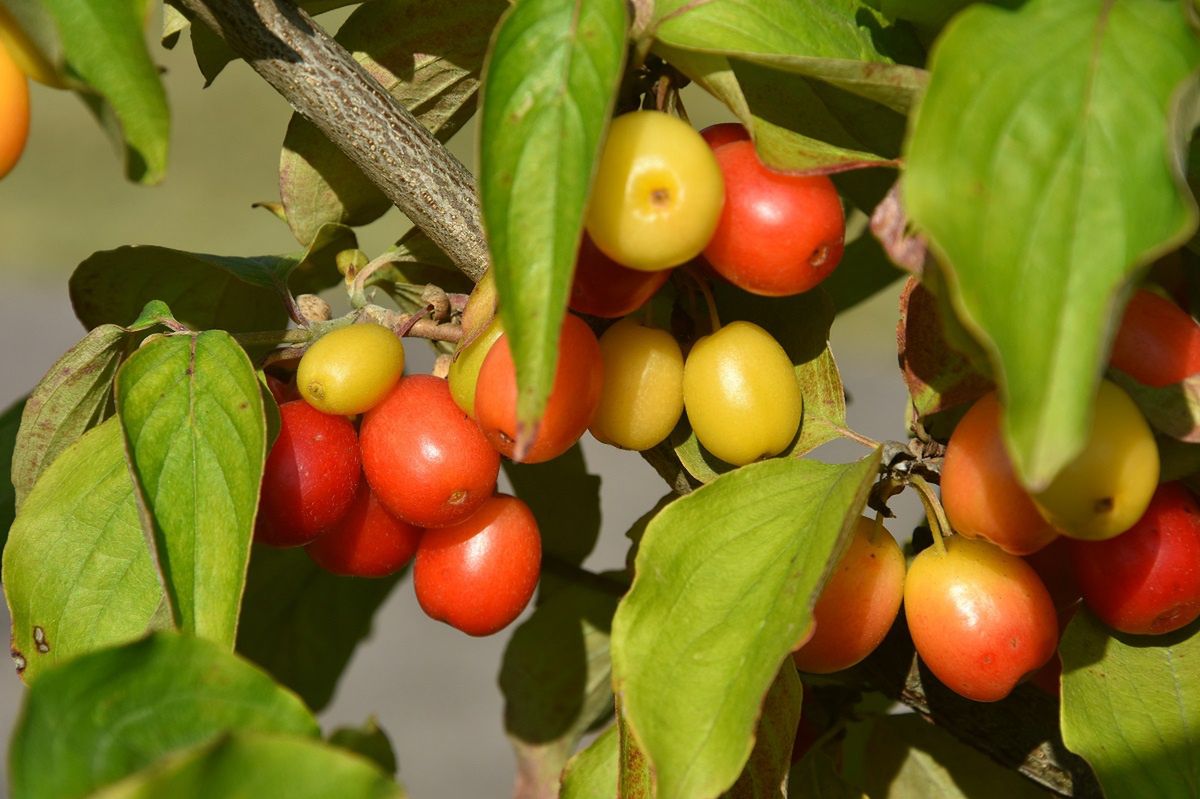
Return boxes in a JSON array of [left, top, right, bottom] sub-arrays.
[[115, 333, 266, 647], [236, 545, 402, 713], [903, 0, 1200, 488], [501, 579, 618, 798], [38, 0, 168, 182], [861, 714, 1053, 798], [9, 633, 319, 799], [88, 733, 406, 799], [611, 452, 881, 799], [279, 0, 505, 245], [0, 398, 23, 554], [11, 306, 175, 508], [328, 718, 399, 777], [1061, 610, 1200, 799], [898, 278, 993, 419], [560, 724, 618, 799], [479, 0, 627, 451], [724, 663, 802, 799], [3, 419, 164, 683]]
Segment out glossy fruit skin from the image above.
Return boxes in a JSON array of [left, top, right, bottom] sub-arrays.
[[414, 494, 541, 636], [589, 319, 684, 451], [256, 401, 361, 548], [1067, 482, 1200, 635], [941, 392, 1058, 555], [793, 517, 906, 674], [586, 110, 725, 272], [905, 536, 1058, 702], [569, 234, 671, 318], [476, 313, 604, 463], [703, 140, 844, 297], [682, 321, 801, 466], [297, 322, 405, 416], [306, 482, 422, 577], [1033, 380, 1159, 541], [360, 375, 499, 528], [0, 36, 30, 180], [699, 122, 750, 151], [1110, 289, 1200, 387], [448, 318, 504, 418]]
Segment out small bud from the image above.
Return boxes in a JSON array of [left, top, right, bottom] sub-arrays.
[[422, 284, 451, 322], [336, 248, 369, 279], [297, 294, 332, 323]]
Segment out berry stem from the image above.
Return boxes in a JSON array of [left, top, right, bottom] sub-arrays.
[[910, 474, 949, 556], [683, 269, 721, 334], [833, 425, 880, 450]]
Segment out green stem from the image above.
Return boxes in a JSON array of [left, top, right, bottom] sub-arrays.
[[909, 474, 950, 556]]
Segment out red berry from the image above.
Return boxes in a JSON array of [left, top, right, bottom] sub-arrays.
[[414, 494, 541, 636], [699, 122, 750, 151], [703, 140, 845, 297], [256, 401, 361, 548], [306, 482, 422, 577], [1110, 289, 1200, 387], [569, 234, 670, 319], [360, 375, 500, 528]]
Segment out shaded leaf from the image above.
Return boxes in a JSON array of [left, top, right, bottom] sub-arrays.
[[903, 0, 1200, 488], [236, 545, 402, 713], [1112, 370, 1200, 443], [724, 663, 802, 799], [898, 277, 993, 419], [479, 0, 627, 450], [70, 246, 289, 335], [861, 713, 1053, 798], [40, 0, 168, 182], [787, 746, 862, 799], [115, 333, 266, 647], [3, 419, 164, 683], [328, 718, 399, 777], [820, 213, 904, 313], [9, 632, 318, 799], [1061, 610, 1200, 799], [502, 580, 618, 798], [89, 732, 406, 799], [611, 452, 881, 798], [503, 444, 601, 568]]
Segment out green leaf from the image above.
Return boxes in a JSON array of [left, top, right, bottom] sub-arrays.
[[0, 398, 23, 555], [820, 214, 904, 313], [371, 229, 476, 313], [500, 579, 618, 794], [115, 333, 266, 647], [89, 733, 406, 799], [903, 0, 1200, 488], [649, 1, 919, 173], [236, 545, 402, 713], [39, 0, 168, 182], [328, 718, 399, 777], [861, 714, 1053, 798], [787, 746, 862, 799], [70, 246, 289, 335], [724, 663, 802, 799], [562, 724, 618, 798], [503, 444, 601, 567], [9, 633, 319, 799], [611, 451, 881, 799], [3, 419, 164, 683], [618, 700, 655, 797], [479, 0, 627, 449], [11, 306, 173, 509], [898, 277, 993, 419], [1061, 610, 1200, 799], [278, 0, 505, 246]]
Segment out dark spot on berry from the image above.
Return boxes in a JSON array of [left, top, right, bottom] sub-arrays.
[[650, 188, 671, 207], [1094, 496, 1114, 514], [810, 245, 830, 268]]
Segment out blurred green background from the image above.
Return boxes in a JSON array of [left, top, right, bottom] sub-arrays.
[[0, 13, 922, 796]]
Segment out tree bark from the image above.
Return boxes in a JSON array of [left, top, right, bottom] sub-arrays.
[[178, 0, 490, 281]]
